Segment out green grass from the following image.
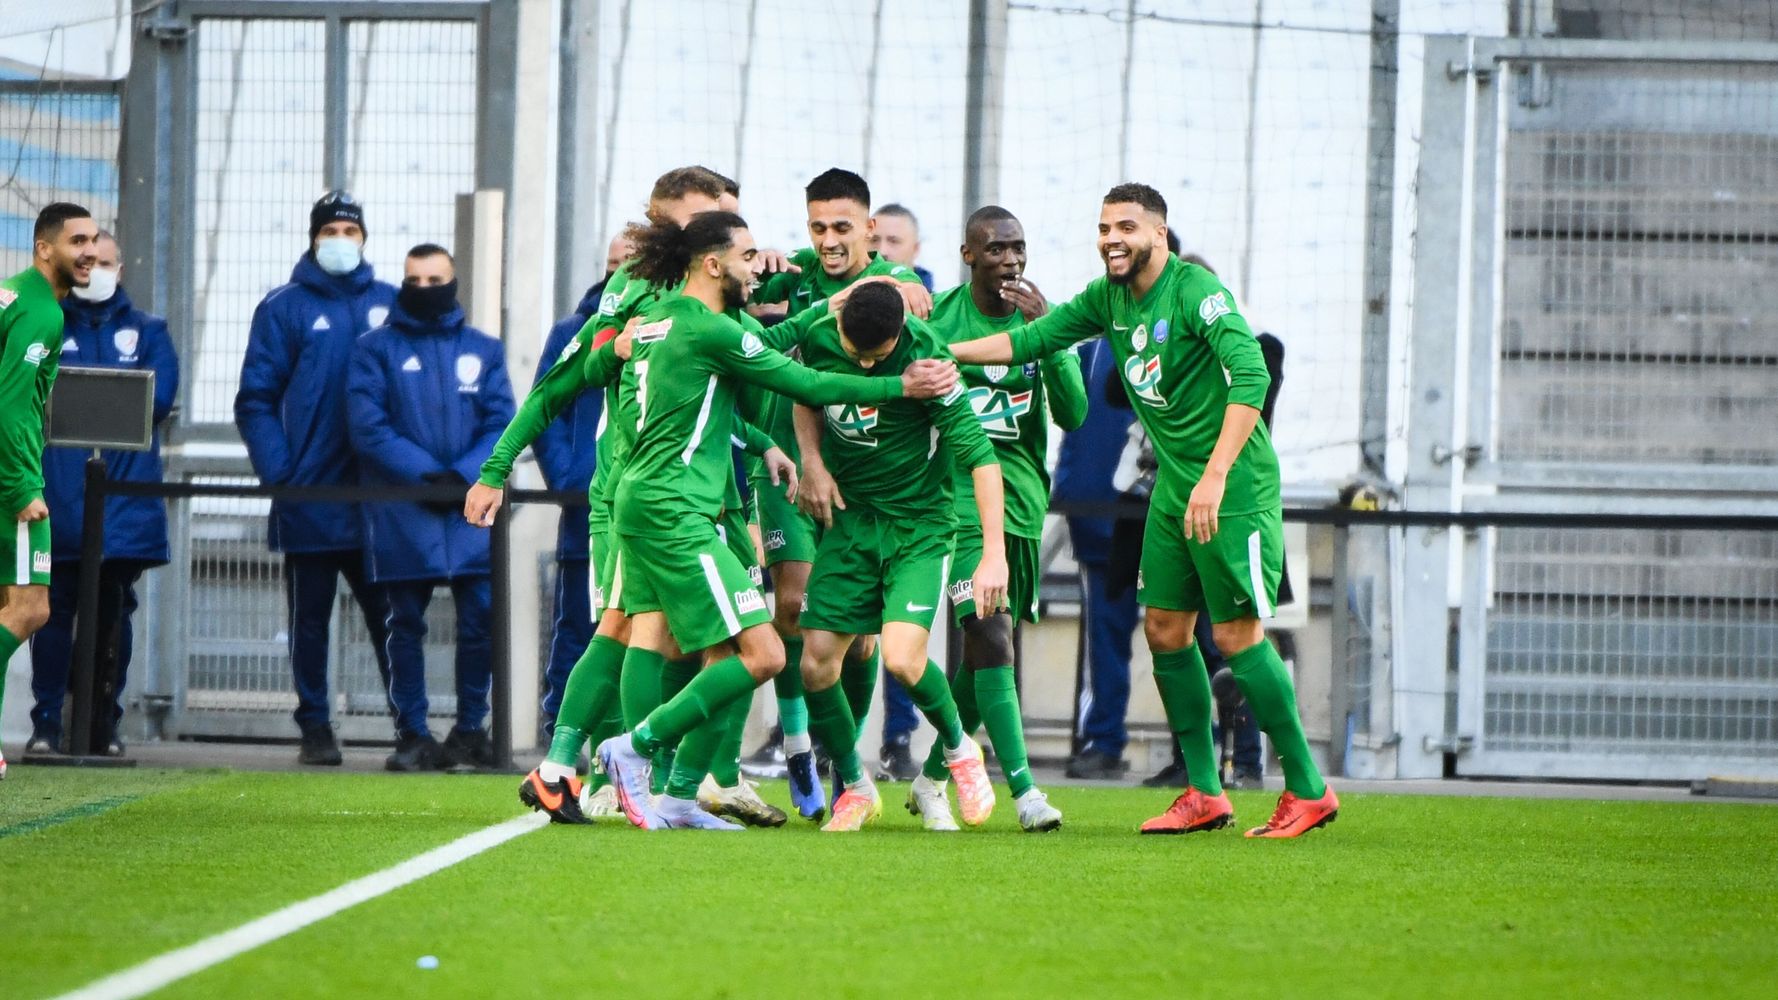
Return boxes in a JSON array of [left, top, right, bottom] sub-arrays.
[[4, 767, 1776, 999]]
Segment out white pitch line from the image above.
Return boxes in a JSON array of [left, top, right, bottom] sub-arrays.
[[50, 812, 549, 1000]]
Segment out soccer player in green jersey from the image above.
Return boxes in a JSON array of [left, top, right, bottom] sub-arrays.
[[952, 183, 1339, 839], [773, 282, 1004, 832], [592, 211, 959, 830], [741, 168, 931, 821], [0, 202, 99, 780], [902, 206, 1088, 833]]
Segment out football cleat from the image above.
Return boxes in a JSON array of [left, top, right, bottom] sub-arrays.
[[596, 735, 662, 830], [518, 769, 591, 825], [657, 795, 744, 831], [820, 783, 883, 832], [698, 775, 788, 828], [786, 750, 826, 821], [944, 735, 996, 827], [1245, 787, 1340, 839], [1139, 787, 1234, 835], [579, 782, 622, 819], [0, 747, 7, 780], [905, 775, 959, 832], [1015, 788, 1063, 833]]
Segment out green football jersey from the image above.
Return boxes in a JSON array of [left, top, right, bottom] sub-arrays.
[[0, 268, 64, 517], [928, 285, 1087, 540], [770, 309, 997, 522], [612, 294, 906, 537], [476, 334, 624, 489], [1006, 255, 1279, 517]]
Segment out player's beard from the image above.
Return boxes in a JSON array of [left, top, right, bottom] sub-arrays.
[[719, 271, 747, 311], [1105, 243, 1152, 286], [56, 253, 90, 291]]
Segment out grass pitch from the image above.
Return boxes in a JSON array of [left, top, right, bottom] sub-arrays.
[[3, 766, 1775, 999]]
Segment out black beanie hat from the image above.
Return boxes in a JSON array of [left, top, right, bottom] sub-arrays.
[[309, 190, 365, 243]]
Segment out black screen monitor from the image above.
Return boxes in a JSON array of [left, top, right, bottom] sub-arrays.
[[46, 365, 157, 452]]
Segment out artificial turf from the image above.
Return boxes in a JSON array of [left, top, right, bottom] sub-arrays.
[[3, 767, 1775, 999]]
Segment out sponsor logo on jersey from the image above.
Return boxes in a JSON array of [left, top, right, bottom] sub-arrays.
[[559, 337, 583, 362], [826, 403, 879, 446], [591, 584, 605, 610], [906, 602, 934, 613], [0, 288, 16, 309], [764, 529, 786, 551], [735, 588, 766, 615], [634, 318, 673, 343], [401, 355, 422, 372], [949, 578, 973, 604], [967, 386, 1034, 442], [312, 315, 332, 331], [1121, 354, 1166, 407], [368, 306, 389, 328], [23, 343, 50, 367], [748, 566, 764, 588], [113, 328, 139, 360], [1154, 319, 1169, 344], [33, 551, 51, 575], [984, 365, 1009, 383], [598, 291, 620, 316], [1198, 291, 1232, 326], [62, 337, 78, 354], [1131, 324, 1148, 352], [456, 353, 483, 392], [740, 332, 766, 358]]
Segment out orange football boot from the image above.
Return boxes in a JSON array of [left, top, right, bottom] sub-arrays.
[[1139, 787, 1234, 835], [1245, 787, 1340, 839]]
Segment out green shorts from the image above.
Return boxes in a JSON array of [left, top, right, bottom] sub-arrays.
[[801, 510, 952, 635], [718, 505, 764, 589], [589, 506, 624, 617], [752, 472, 819, 567], [1137, 505, 1283, 623], [617, 514, 771, 653], [949, 531, 1042, 625], [4, 517, 51, 587]]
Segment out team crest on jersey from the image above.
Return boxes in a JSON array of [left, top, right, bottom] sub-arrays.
[[1198, 291, 1232, 326], [741, 332, 766, 358], [949, 578, 973, 604], [23, 343, 50, 367], [456, 354, 483, 392], [634, 318, 672, 343], [113, 328, 139, 360], [734, 588, 766, 615], [764, 529, 786, 551], [826, 403, 879, 446], [1154, 319, 1169, 344], [1023, 362, 1038, 379], [368, 306, 389, 329], [984, 365, 1008, 383], [1131, 324, 1148, 352], [0, 288, 16, 309], [1122, 354, 1166, 407]]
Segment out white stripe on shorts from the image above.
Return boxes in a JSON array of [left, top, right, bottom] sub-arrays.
[[16, 520, 28, 585], [1247, 529, 1273, 619], [699, 553, 742, 636]]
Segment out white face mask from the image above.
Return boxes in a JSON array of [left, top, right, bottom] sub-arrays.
[[71, 266, 119, 303], [315, 237, 363, 275]]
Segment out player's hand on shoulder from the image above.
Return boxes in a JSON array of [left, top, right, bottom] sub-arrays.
[[16, 497, 48, 523], [464, 482, 503, 528], [897, 280, 933, 319], [901, 358, 958, 400], [763, 447, 800, 503], [1000, 277, 1048, 321], [971, 552, 1010, 617], [795, 461, 845, 528]]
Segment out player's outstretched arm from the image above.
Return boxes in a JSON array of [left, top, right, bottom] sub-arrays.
[[476, 322, 619, 491], [1042, 348, 1089, 431], [949, 332, 1015, 366], [715, 330, 956, 406]]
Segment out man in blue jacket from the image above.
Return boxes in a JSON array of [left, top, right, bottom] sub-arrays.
[[29, 232, 178, 755], [348, 244, 515, 771], [1058, 337, 1141, 780], [235, 191, 399, 766]]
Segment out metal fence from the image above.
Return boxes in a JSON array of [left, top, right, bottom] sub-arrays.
[[0, 79, 120, 276]]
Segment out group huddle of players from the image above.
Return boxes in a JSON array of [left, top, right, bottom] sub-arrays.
[[465, 164, 1341, 838]]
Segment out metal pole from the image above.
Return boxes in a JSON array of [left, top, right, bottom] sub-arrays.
[[1328, 524, 1351, 776], [961, 0, 1008, 280], [1237, 0, 1265, 302], [69, 455, 109, 756], [1357, 0, 1401, 476], [323, 15, 349, 190], [555, 0, 599, 317], [489, 502, 514, 769]]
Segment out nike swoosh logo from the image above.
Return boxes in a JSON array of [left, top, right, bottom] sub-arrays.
[[906, 603, 933, 612], [1009, 767, 1027, 779], [1112, 323, 1129, 331]]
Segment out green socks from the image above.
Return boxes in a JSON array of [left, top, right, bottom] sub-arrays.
[[544, 635, 627, 769], [804, 683, 863, 785], [774, 636, 808, 737], [839, 646, 878, 730], [0, 624, 18, 721], [708, 685, 751, 787], [1152, 645, 1223, 797], [665, 711, 727, 799], [906, 660, 965, 750], [921, 666, 976, 782], [632, 654, 757, 756], [1226, 640, 1327, 799], [619, 646, 665, 730], [971, 667, 1032, 797]]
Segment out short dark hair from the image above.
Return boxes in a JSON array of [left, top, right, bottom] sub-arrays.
[[806, 168, 871, 209], [1103, 183, 1167, 220], [627, 210, 748, 287], [964, 204, 1019, 243], [650, 166, 728, 206], [701, 167, 741, 198], [1179, 251, 1215, 275], [875, 203, 918, 229], [1166, 230, 1182, 256], [407, 242, 454, 263], [35, 202, 92, 243], [838, 281, 904, 352]]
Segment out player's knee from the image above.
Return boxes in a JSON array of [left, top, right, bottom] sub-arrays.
[[771, 596, 802, 635], [961, 613, 1015, 670], [847, 634, 877, 664], [1143, 610, 1191, 653], [594, 608, 629, 642], [736, 626, 785, 680], [4, 588, 51, 636], [801, 656, 841, 691], [1211, 618, 1265, 656]]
